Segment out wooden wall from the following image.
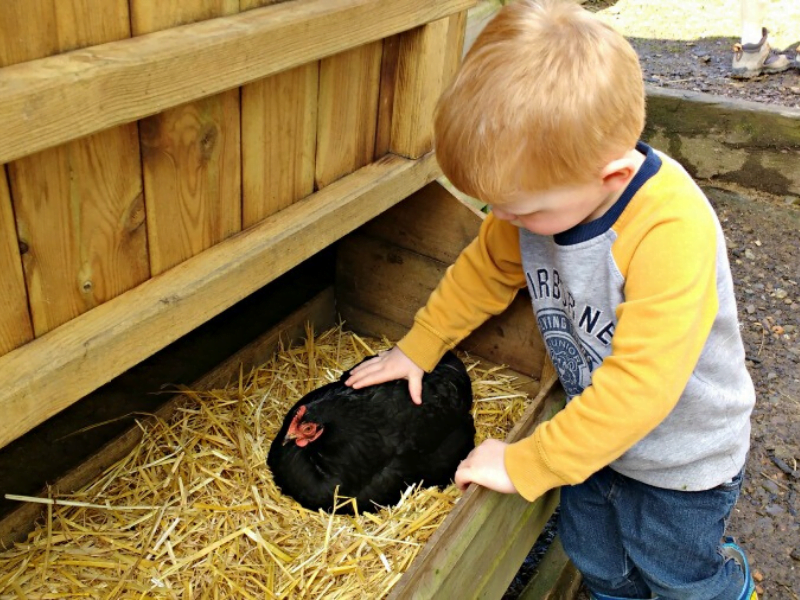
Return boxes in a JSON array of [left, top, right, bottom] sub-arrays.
[[0, 0, 474, 449]]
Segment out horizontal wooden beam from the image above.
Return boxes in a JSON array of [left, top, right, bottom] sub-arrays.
[[0, 0, 474, 164], [0, 152, 440, 450]]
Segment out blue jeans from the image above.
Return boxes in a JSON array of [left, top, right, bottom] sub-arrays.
[[560, 466, 748, 599]]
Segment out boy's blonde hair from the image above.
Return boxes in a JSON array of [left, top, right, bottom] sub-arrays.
[[435, 0, 645, 202]]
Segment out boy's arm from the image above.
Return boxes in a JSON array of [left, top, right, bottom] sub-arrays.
[[397, 212, 527, 371], [505, 210, 721, 501]]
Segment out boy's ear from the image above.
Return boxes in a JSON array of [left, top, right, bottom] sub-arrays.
[[599, 156, 638, 192]]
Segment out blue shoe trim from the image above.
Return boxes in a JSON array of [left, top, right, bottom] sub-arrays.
[[721, 537, 757, 600]]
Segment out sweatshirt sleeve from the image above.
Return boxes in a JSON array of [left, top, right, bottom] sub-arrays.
[[505, 207, 721, 501], [397, 213, 527, 372]]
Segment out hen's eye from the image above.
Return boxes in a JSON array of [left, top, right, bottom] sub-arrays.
[[300, 423, 315, 434]]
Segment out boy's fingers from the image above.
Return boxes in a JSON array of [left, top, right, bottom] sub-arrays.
[[408, 376, 423, 405]]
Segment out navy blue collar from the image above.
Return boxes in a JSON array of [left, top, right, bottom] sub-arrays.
[[553, 141, 661, 246]]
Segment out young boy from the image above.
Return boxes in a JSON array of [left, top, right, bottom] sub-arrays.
[[346, 1, 757, 599]]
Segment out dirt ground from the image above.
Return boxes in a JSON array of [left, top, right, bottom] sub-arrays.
[[556, 3, 800, 599]]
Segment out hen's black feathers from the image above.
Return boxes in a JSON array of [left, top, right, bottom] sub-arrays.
[[267, 351, 475, 513]]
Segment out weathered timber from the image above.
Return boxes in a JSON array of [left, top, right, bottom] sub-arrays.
[[0, 0, 475, 164], [0, 172, 31, 354], [0, 152, 440, 450], [3, 1, 149, 337], [517, 536, 582, 600], [133, 0, 243, 275]]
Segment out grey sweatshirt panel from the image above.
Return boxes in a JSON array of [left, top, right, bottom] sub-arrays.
[[518, 160, 755, 491]]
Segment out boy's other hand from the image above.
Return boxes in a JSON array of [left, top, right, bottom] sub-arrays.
[[455, 439, 518, 494], [344, 346, 425, 405]]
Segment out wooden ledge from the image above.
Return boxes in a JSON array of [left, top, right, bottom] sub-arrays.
[[0, 0, 474, 164], [0, 152, 440, 450]]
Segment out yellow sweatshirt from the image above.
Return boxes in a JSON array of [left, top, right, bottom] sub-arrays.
[[397, 143, 755, 501]]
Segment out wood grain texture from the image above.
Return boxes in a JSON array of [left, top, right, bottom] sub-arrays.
[[517, 536, 582, 600], [0, 288, 336, 548], [2, 1, 148, 336], [315, 42, 383, 189], [374, 34, 401, 158], [9, 127, 149, 335], [336, 234, 545, 377], [131, 0, 240, 34], [390, 16, 460, 159], [0, 170, 32, 355], [0, 0, 475, 164], [242, 63, 319, 227], [0, 152, 441, 450], [132, 1, 242, 275], [0, 0, 130, 67]]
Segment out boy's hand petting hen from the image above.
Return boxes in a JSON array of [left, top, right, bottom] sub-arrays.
[[455, 439, 518, 494], [345, 346, 425, 405]]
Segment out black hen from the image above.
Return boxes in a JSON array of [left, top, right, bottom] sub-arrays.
[[267, 351, 475, 513]]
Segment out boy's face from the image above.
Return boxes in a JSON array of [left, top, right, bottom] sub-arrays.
[[490, 180, 617, 236]]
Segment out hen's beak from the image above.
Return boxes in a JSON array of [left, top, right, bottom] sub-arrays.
[[282, 432, 297, 446]]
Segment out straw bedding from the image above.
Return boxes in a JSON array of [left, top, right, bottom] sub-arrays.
[[0, 326, 533, 599]]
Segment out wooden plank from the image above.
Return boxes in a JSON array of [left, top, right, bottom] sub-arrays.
[[0, 0, 475, 164], [315, 42, 383, 188], [388, 383, 564, 599], [337, 232, 546, 377], [132, 1, 242, 275], [360, 180, 483, 264], [242, 63, 319, 227], [375, 34, 401, 158], [390, 15, 465, 159], [131, 1, 240, 33], [3, 1, 149, 336], [518, 536, 582, 600], [0, 169, 32, 355], [0, 151, 441, 450], [0, 1, 130, 67], [0, 287, 336, 548], [9, 125, 149, 336]]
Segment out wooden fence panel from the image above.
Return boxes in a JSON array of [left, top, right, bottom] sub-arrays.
[[242, 63, 319, 227], [132, 1, 243, 275], [390, 14, 467, 159], [1, 0, 148, 336], [315, 41, 383, 188], [0, 170, 32, 355]]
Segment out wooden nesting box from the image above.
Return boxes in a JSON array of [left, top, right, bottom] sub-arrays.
[[0, 1, 575, 597]]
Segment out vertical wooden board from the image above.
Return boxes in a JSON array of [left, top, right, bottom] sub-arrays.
[[315, 41, 383, 189], [375, 35, 401, 158], [132, 1, 243, 275], [131, 0, 240, 33], [0, 0, 129, 66], [10, 126, 149, 336], [242, 63, 319, 227], [0, 169, 32, 355], [391, 16, 459, 159], [2, 0, 148, 336]]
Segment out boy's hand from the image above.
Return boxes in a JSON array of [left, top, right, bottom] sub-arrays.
[[455, 439, 518, 494], [344, 346, 426, 405]]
